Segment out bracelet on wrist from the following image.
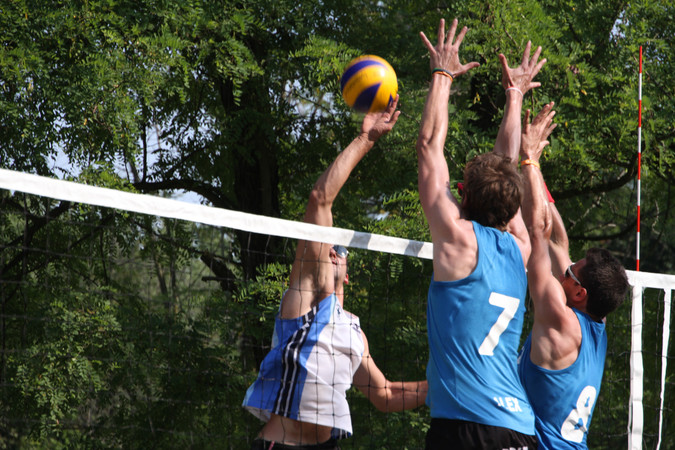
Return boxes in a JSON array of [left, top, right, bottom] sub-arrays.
[[506, 86, 523, 97], [520, 159, 541, 169], [432, 68, 454, 81]]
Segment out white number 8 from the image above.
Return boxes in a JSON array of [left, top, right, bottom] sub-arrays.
[[561, 385, 597, 442]]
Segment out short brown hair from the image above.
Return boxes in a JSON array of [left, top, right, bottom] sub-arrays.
[[578, 248, 629, 319], [462, 153, 523, 230]]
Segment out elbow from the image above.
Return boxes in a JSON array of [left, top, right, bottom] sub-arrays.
[[526, 223, 547, 244], [551, 231, 569, 249], [416, 132, 437, 157], [369, 391, 391, 412], [526, 211, 552, 241], [543, 213, 553, 241], [307, 185, 328, 209], [365, 384, 394, 412]]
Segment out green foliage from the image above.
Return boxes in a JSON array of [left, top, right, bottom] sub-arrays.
[[344, 249, 430, 448], [2, 0, 675, 447], [12, 295, 118, 444]]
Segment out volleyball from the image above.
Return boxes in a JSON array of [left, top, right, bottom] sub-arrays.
[[340, 55, 398, 113]]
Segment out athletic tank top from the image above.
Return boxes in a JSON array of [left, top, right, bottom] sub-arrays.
[[243, 292, 365, 439], [518, 309, 607, 449], [426, 221, 534, 435]]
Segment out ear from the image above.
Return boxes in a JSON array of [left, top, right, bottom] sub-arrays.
[[570, 286, 587, 309], [344, 273, 349, 285]]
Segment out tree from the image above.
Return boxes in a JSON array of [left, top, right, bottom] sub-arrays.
[[1, 0, 674, 447]]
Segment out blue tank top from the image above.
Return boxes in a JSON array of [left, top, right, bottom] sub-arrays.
[[426, 221, 534, 435], [518, 309, 606, 449]]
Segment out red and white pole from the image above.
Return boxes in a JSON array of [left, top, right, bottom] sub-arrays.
[[637, 46, 642, 271]]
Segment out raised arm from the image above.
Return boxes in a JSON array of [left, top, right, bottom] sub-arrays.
[[282, 98, 400, 318], [306, 96, 401, 229], [490, 42, 546, 265], [549, 202, 572, 278], [520, 104, 571, 325], [520, 105, 555, 256], [521, 104, 584, 368], [518, 99, 569, 278], [353, 331, 428, 412], [493, 42, 547, 162], [416, 18, 479, 238]]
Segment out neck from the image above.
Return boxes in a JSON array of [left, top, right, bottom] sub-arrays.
[[335, 289, 344, 306]]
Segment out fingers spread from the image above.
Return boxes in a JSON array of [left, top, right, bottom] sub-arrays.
[[445, 18, 458, 45], [521, 41, 532, 65], [420, 32, 435, 53], [530, 46, 543, 68], [454, 25, 469, 47], [437, 18, 446, 46]]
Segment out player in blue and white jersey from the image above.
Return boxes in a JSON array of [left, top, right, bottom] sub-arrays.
[[243, 96, 427, 450]]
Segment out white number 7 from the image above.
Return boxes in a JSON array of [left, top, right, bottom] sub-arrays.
[[478, 293, 520, 356]]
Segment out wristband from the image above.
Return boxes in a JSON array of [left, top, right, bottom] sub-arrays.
[[432, 68, 454, 81], [520, 159, 541, 169], [506, 86, 523, 97]]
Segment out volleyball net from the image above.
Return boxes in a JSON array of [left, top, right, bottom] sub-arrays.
[[0, 168, 673, 449]]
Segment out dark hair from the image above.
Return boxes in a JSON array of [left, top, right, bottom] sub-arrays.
[[462, 153, 523, 230], [578, 248, 629, 318]]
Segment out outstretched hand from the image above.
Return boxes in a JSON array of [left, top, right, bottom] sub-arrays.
[[362, 94, 401, 142], [419, 18, 480, 78], [499, 41, 547, 95], [520, 102, 557, 162]]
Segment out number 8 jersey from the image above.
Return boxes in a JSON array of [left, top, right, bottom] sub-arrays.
[[425, 221, 535, 435], [518, 309, 606, 449]]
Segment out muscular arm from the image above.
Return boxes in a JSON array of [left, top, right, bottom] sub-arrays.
[[282, 98, 400, 318], [493, 41, 546, 264], [493, 92, 525, 162], [548, 202, 572, 278], [416, 19, 478, 234], [353, 331, 428, 412], [520, 105, 580, 369], [416, 19, 480, 280], [307, 97, 401, 229], [416, 71, 459, 233], [520, 105, 558, 303]]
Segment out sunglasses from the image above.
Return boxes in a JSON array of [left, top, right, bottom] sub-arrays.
[[565, 265, 583, 287], [333, 245, 349, 258]]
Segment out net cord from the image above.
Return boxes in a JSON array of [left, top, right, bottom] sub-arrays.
[[0, 168, 432, 259]]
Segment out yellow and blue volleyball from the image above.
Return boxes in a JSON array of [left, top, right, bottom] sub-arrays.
[[340, 55, 398, 113]]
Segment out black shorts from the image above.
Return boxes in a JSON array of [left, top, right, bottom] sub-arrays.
[[251, 438, 340, 450], [425, 418, 538, 450]]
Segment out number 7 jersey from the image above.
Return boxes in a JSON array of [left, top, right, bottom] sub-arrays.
[[425, 221, 535, 435]]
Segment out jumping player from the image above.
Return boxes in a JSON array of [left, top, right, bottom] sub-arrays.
[[517, 103, 629, 449], [416, 17, 546, 449], [243, 95, 428, 450]]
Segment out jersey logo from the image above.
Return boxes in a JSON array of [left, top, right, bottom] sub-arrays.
[[493, 396, 523, 412]]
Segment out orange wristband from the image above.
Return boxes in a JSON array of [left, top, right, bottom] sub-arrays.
[[520, 159, 541, 169], [432, 68, 454, 81]]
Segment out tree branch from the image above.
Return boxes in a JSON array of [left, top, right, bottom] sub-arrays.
[[131, 179, 231, 209]]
